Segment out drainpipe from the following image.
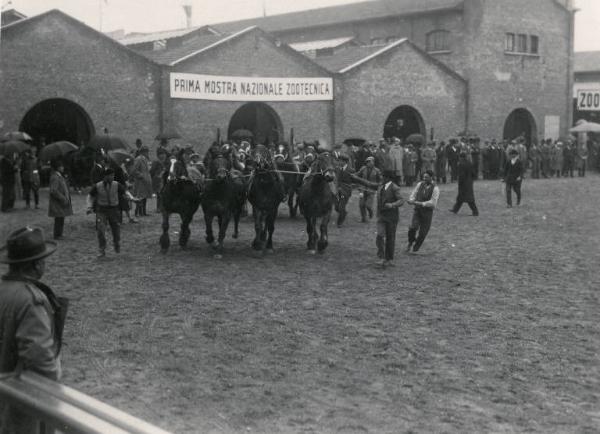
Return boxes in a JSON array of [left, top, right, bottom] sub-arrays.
[[464, 79, 470, 135], [566, 5, 577, 131]]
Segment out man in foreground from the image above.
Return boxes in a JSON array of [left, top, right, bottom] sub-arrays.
[[407, 170, 440, 253], [375, 170, 404, 267]]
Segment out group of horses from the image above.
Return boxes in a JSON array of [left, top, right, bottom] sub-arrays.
[[159, 145, 337, 258]]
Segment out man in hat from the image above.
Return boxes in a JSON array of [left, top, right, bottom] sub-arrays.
[[335, 153, 355, 227], [48, 158, 73, 240], [356, 156, 381, 222], [375, 170, 404, 267], [87, 168, 136, 257], [0, 153, 18, 212], [131, 145, 153, 217], [407, 170, 440, 253], [0, 226, 67, 432], [449, 152, 479, 216], [502, 149, 524, 208]]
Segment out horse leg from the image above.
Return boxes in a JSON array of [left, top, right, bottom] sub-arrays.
[[232, 204, 241, 239], [159, 212, 170, 253], [266, 209, 276, 253], [179, 212, 192, 248], [252, 207, 262, 251], [204, 212, 215, 245], [216, 213, 231, 256], [306, 216, 316, 254], [318, 212, 331, 253], [288, 189, 296, 218]]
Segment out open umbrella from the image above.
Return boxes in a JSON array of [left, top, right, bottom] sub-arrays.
[[0, 140, 30, 156], [39, 141, 78, 162], [2, 131, 33, 143], [343, 137, 367, 146], [231, 129, 254, 140], [405, 133, 425, 145], [155, 129, 181, 141], [107, 149, 134, 166], [569, 121, 600, 133], [87, 134, 130, 151]]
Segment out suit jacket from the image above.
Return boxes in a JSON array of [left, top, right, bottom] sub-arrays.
[[376, 182, 404, 223], [503, 158, 524, 184], [48, 170, 73, 218]]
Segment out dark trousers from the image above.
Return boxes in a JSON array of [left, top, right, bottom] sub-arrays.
[[54, 217, 65, 238], [506, 181, 522, 206], [449, 162, 458, 182], [359, 192, 374, 221], [531, 160, 540, 179], [1, 183, 15, 212], [408, 208, 433, 251], [96, 207, 121, 252], [22, 181, 39, 206], [578, 160, 587, 177], [336, 191, 350, 226], [452, 200, 479, 215], [376, 219, 397, 261]]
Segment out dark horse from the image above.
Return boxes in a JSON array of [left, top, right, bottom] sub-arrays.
[[247, 146, 285, 254], [159, 159, 202, 253], [202, 152, 245, 258], [298, 153, 336, 254]]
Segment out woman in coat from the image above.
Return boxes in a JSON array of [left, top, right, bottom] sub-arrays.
[[48, 159, 73, 239], [131, 146, 153, 216]]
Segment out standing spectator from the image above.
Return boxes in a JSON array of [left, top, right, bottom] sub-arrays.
[[529, 141, 542, 179], [156, 138, 169, 159], [421, 142, 437, 174], [563, 141, 575, 177], [21, 148, 41, 209], [90, 152, 107, 185], [576, 141, 588, 177], [150, 149, 168, 213], [86, 168, 136, 257], [502, 149, 524, 208], [388, 137, 404, 185], [406, 170, 440, 253], [335, 154, 354, 227], [435, 141, 447, 184], [133, 138, 143, 157], [354, 141, 372, 172], [48, 159, 73, 240], [550, 141, 563, 178], [540, 139, 552, 178], [0, 226, 67, 434], [356, 156, 381, 222], [449, 152, 479, 216], [374, 140, 390, 172], [446, 139, 459, 182], [0, 154, 18, 212], [375, 170, 404, 268], [471, 141, 481, 180], [131, 146, 153, 217]]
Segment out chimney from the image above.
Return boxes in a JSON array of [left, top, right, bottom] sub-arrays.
[[182, 3, 192, 28]]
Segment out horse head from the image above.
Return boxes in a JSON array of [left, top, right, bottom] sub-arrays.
[[311, 153, 336, 182], [210, 152, 232, 182], [251, 145, 274, 175]]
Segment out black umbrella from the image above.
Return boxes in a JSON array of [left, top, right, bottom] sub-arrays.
[[231, 129, 254, 139], [405, 133, 425, 145], [107, 149, 134, 166], [155, 129, 181, 141], [2, 131, 33, 143], [0, 140, 30, 156], [87, 134, 130, 151], [39, 141, 78, 162], [343, 137, 367, 147]]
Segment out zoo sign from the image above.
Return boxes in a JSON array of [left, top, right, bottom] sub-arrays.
[[576, 89, 600, 112], [170, 73, 334, 102]]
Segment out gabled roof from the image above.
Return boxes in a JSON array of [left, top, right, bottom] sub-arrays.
[[313, 38, 466, 83], [575, 51, 600, 73], [117, 25, 220, 46], [0, 9, 160, 67], [1, 8, 27, 24], [210, 0, 464, 34], [289, 36, 356, 52]]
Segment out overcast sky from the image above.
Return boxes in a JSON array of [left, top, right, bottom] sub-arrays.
[[4, 0, 600, 51]]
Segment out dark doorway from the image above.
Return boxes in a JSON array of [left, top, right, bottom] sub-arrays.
[[228, 102, 283, 145], [383, 105, 425, 140], [503, 108, 537, 145], [20, 98, 94, 150]]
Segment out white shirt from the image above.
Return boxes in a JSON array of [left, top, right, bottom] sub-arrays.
[[384, 181, 392, 190]]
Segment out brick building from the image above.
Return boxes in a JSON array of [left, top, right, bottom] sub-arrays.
[[0, 0, 575, 154]]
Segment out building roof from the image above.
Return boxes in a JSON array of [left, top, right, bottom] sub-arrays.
[[211, 0, 464, 34], [117, 25, 220, 46], [289, 36, 356, 52], [137, 32, 233, 65], [575, 51, 600, 73]]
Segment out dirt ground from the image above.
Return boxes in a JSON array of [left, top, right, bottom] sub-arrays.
[[1, 175, 599, 433]]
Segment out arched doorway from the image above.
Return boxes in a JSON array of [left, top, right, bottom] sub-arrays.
[[383, 105, 425, 140], [503, 108, 537, 145], [20, 98, 94, 150], [228, 102, 283, 145]]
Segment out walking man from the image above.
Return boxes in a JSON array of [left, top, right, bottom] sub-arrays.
[[48, 159, 73, 240], [375, 170, 404, 267], [407, 170, 440, 253], [335, 154, 354, 227], [0, 226, 67, 433], [87, 168, 136, 257], [450, 152, 479, 216], [21, 148, 40, 209], [503, 149, 524, 208], [356, 156, 381, 222]]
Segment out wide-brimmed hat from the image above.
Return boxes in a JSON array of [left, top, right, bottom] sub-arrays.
[[0, 227, 57, 264]]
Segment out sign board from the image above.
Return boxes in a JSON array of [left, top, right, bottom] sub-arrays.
[[576, 89, 600, 112], [170, 73, 333, 102], [544, 115, 560, 140]]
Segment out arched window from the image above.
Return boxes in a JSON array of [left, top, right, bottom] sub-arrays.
[[426, 30, 450, 52]]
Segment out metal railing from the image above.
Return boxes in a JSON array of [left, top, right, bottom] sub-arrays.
[[0, 371, 172, 434]]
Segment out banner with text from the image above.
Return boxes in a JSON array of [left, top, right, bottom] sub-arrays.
[[170, 73, 334, 102]]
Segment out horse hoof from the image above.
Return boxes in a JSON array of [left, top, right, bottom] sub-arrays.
[[213, 254, 223, 259]]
